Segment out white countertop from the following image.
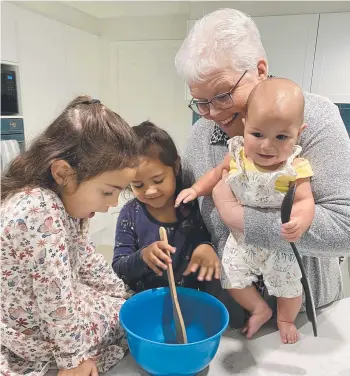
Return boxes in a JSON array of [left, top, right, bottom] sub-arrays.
[[106, 298, 350, 376]]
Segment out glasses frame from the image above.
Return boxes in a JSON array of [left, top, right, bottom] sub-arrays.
[[188, 70, 248, 116]]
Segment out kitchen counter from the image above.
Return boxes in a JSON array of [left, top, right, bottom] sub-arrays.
[[105, 297, 350, 376]]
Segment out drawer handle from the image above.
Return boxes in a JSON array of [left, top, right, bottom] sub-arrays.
[[9, 121, 17, 128]]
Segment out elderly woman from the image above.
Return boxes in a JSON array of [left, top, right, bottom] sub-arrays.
[[175, 9, 350, 328]]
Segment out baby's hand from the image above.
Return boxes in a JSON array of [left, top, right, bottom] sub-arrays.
[[281, 218, 305, 242], [175, 187, 198, 207], [141, 241, 176, 276]]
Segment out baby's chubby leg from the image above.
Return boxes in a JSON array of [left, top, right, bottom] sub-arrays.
[[262, 248, 303, 344], [277, 295, 302, 344], [222, 234, 272, 338], [228, 286, 272, 339]]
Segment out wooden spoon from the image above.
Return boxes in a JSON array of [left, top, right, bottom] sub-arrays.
[[159, 226, 188, 344]]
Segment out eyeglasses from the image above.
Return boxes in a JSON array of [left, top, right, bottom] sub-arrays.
[[188, 70, 248, 116]]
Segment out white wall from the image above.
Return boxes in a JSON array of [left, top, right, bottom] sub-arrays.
[[311, 12, 350, 103], [7, 0, 100, 35], [100, 14, 187, 41], [108, 40, 191, 155], [3, 3, 103, 143], [3, 2, 350, 248], [1, 2, 109, 242], [189, 1, 350, 18]]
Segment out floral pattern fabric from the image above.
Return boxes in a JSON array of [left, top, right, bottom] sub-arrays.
[[221, 136, 304, 297], [1, 188, 128, 376]]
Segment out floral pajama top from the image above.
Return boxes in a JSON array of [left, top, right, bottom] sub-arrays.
[[1, 188, 128, 376]]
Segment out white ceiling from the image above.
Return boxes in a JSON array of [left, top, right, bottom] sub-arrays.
[[66, 1, 190, 18], [66, 1, 350, 19]]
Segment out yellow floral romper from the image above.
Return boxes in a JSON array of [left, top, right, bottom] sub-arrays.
[[221, 136, 313, 298]]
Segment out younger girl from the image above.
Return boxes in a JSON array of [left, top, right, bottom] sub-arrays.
[[1, 97, 138, 376], [113, 122, 220, 293]]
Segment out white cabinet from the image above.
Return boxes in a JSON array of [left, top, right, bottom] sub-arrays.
[[17, 8, 68, 142], [1, 2, 19, 63], [186, 15, 319, 93], [253, 14, 319, 92], [64, 26, 102, 100], [111, 40, 192, 154], [16, 7, 103, 143], [311, 12, 350, 103]]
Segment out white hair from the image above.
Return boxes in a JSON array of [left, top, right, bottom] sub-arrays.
[[175, 8, 267, 83]]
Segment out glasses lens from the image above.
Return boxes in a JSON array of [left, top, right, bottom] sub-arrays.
[[212, 94, 233, 110], [190, 102, 209, 115], [196, 102, 210, 115]]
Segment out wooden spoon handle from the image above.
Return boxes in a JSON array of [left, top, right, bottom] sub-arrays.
[[159, 226, 187, 344]]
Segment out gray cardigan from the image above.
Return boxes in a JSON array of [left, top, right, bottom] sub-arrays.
[[182, 92, 350, 309]]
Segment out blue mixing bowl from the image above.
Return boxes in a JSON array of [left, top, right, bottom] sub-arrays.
[[120, 287, 229, 376]]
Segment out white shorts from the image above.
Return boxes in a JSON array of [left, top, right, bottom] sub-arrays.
[[221, 233, 302, 298]]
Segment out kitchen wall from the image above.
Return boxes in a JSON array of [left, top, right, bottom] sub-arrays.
[[2, 1, 350, 253], [1, 2, 103, 144]]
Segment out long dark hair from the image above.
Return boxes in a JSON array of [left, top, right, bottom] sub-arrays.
[[133, 121, 183, 197], [1, 96, 138, 201]]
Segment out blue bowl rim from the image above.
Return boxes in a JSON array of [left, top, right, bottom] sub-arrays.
[[120, 286, 230, 348]]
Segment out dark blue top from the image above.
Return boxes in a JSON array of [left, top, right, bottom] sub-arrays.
[[112, 198, 213, 292]]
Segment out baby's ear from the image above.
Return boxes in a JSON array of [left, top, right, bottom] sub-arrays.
[[299, 123, 307, 135]]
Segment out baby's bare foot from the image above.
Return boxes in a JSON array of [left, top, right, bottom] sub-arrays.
[[242, 305, 272, 339], [277, 320, 300, 344]]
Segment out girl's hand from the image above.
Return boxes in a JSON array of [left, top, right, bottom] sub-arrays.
[[57, 359, 98, 376], [183, 244, 220, 281], [141, 241, 176, 276], [175, 187, 198, 207]]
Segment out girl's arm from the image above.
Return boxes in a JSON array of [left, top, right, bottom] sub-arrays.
[[23, 195, 85, 369], [112, 205, 150, 284], [78, 240, 126, 298]]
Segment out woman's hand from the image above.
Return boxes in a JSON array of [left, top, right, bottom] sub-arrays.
[[183, 244, 220, 281], [212, 169, 244, 232], [57, 360, 98, 376]]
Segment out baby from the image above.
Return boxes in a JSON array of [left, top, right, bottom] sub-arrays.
[[176, 78, 315, 344]]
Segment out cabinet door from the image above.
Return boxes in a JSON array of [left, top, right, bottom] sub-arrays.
[[64, 25, 102, 100], [17, 8, 67, 142], [253, 14, 319, 92], [186, 15, 318, 93], [1, 2, 19, 63], [111, 40, 192, 154], [311, 12, 350, 103]]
